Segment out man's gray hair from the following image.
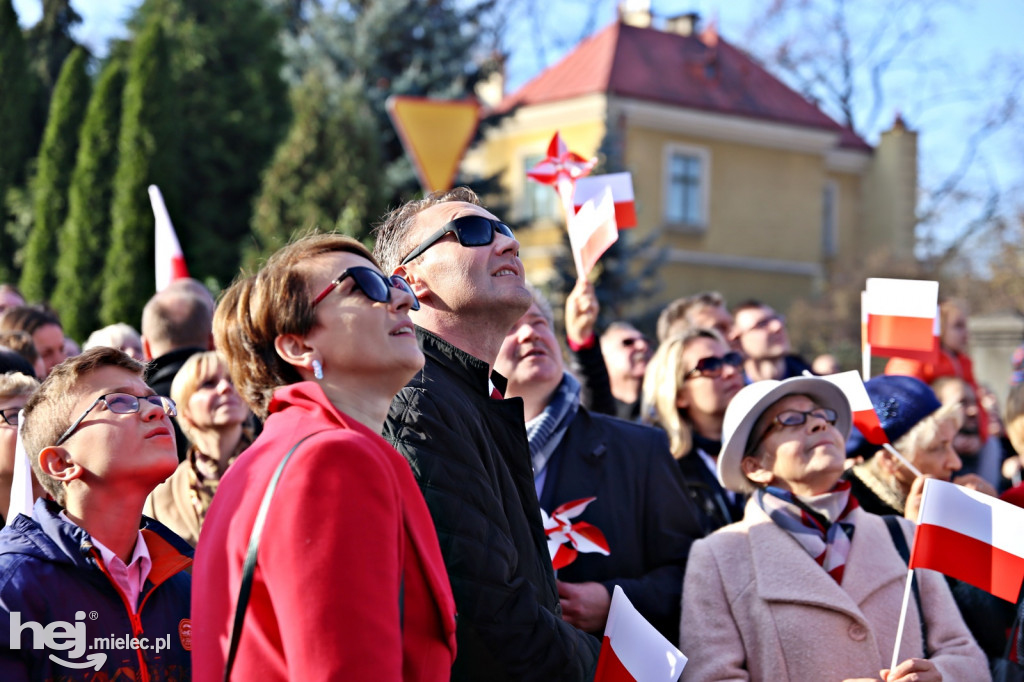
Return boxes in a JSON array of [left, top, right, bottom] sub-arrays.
[[372, 187, 482, 274]]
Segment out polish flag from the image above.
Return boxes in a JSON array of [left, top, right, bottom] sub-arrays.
[[863, 278, 939, 361], [910, 479, 1024, 603], [596, 586, 687, 682], [568, 187, 618, 279], [574, 173, 637, 228], [150, 185, 189, 292], [820, 370, 889, 445]]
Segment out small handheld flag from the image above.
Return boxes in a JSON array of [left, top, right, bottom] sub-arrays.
[[596, 586, 687, 682], [150, 185, 189, 292]]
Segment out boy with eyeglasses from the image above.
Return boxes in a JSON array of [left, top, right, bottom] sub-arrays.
[[0, 347, 192, 681], [373, 188, 601, 682]]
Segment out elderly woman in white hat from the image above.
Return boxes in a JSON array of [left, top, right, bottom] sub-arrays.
[[679, 377, 988, 682]]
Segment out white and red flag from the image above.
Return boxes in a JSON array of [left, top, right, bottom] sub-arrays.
[[863, 278, 939, 361], [820, 370, 888, 446], [568, 188, 619, 279], [150, 185, 189, 292], [910, 479, 1024, 603], [574, 173, 637, 229], [595, 586, 687, 682]]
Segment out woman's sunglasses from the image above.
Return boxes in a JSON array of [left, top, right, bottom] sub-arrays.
[[683, 351, 744, 380], [312, 267, 420, 310], [400, 215, 515, 265]]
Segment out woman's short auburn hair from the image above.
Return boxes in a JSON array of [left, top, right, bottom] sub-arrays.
[[214, 234, 376, 419]]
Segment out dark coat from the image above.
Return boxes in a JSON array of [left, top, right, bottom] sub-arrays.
[[677, 449, 746, 535], [539, 408, 701, 642], [0, 499, 193, 681], [383, 328, 600, 682]]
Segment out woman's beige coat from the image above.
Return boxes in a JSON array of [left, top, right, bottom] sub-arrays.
[[680, 500, 989, 681]]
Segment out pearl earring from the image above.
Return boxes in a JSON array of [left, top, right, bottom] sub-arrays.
[[312, 359, 324, 381]]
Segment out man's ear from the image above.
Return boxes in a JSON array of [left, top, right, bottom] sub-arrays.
[[741, 455, 773, 486], [39, 446, 82, 484], [393, 264, 430, 301], [274, 334, 317, 374], [141, 337, 154, 362]]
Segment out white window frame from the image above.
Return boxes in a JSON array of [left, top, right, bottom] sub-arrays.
[[662, 142, 710, 231], [520, 152, 561, 223]]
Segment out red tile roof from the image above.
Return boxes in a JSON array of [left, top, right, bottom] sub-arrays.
[[498, 21, 871, 151]]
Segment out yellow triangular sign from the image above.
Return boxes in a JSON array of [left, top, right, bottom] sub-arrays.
[[386, 96, 480, 194]]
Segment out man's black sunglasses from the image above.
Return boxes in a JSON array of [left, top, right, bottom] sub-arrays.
[[312, 266, 420, 311], [683, 351, 745, 380], [400, 215, 515, 265]]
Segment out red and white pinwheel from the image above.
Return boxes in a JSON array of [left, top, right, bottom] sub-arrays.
[[540, 497, 610, 570], [526, 131, 597, 218]]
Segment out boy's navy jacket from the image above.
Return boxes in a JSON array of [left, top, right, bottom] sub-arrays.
[[0, 498, 193, 682]]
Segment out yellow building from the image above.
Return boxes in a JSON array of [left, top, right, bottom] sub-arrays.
[[463, 10, 917, 317]]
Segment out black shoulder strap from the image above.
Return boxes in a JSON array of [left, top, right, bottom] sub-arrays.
[[223, 429, 329, 682], [883, 515, 928, 658]]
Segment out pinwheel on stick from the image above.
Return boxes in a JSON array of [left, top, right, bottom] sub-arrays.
[[540, 497, 611, 570]]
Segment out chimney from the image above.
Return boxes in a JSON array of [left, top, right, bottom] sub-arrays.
[[666, 12, 701, 36], [619, 0, 652, 28]]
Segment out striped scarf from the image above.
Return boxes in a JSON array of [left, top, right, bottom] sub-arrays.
[[526, 372, 581, 478], [756, 480, 859, 583]]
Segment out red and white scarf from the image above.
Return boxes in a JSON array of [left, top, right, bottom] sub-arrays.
[[756, 480, 859, 583]]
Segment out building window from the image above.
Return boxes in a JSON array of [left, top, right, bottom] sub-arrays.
[[522, 153, 560, 222], [663, 143, 709, 230], [822, 181, 838, 258]]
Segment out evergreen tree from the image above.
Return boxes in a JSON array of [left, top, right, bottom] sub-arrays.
[[20, 47, 90, 303], [0, 0, 33, 283], [248, 69, 385, 263], [283, 0, 499, 205], [128, 0, 290, 286], [53, 58, 126, 341], [100, 21, 178, 327], [23, 0, 84, 163]]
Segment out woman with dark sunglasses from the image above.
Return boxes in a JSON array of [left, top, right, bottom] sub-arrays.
[[679, 376, 987, 682], [191, 234, 456, 681], [642, 328, 746, 534]]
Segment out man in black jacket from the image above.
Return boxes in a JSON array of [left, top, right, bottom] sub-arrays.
[[495, 287, 702, 643], [141, 279, 214, 460], [374, 188, 600, 681]]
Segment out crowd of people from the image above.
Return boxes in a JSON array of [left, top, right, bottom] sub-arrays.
[[0, 188, 1021, 680]]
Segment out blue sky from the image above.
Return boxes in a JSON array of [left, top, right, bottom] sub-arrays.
[[14, 0, 1024, 243]]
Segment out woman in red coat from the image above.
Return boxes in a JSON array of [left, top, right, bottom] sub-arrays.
[[191, 234, 457, 681]]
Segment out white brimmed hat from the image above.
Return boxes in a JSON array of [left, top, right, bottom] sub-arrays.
[[717, 377, 852, 494]]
